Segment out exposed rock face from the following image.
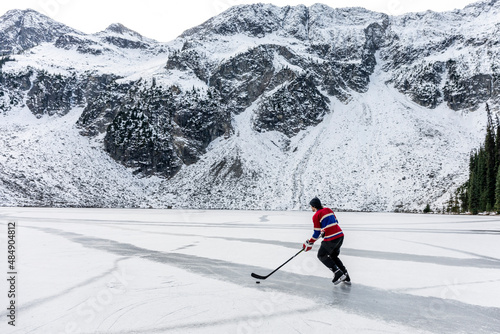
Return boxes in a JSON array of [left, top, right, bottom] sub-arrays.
[[443, 60, 499, 110], [208, 44, 300, 114], [100, 23, 153, 50], [104, 106, 181, 176], [253, 74, 330, 137], [379, 1, 500, 110], [94, 85, 233, 176], [0, 69, 121, 117], [0, 9, 78, 54], [55, 34, 109, 55]]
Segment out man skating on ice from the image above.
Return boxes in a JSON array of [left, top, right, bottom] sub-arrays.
[[302, 197, 351, 285]]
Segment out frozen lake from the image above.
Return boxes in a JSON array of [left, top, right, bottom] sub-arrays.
[[1, 208, 499, 333]]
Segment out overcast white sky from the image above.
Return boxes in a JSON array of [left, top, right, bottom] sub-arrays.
[[0, 0, 479, 42]]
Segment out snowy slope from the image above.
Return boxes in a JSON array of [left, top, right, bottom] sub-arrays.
[[167, 55, 485, 211], [0, 1, 499, 211], [0, 107, 167, 207], [0, 208, 499, 333]]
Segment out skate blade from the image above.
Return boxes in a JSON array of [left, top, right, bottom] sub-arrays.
[[332, 274, 346, 285]]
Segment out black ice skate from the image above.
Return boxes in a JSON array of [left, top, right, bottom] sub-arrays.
[[332, 269, 346, 285]]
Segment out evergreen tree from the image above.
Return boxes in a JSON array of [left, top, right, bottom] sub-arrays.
[[446, 195, 453, 214], [495, 113, 500, 171], [484, 104, 496, 211], [469, 175, 479, 214], [477, 148, 488, 212], [456, 182, 468, 213], [462, 104, 500, 214], [468, 150, 481, 214], [495, 167, 500, 213]]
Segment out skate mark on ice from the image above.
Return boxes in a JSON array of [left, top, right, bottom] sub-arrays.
[[170, 241, 199, 252], [399, 239, 500, 262], [340, 248, 500, 269], [83, 306, 318, 334], [0, 255, 130, 318], [395, 278, 500, 293], [100, 227, 500, 269], [29, 225, 500, 334], [346, 226, 500, 235]]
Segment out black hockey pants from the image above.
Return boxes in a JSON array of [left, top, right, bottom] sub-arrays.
[[317, 236, 347, 273]]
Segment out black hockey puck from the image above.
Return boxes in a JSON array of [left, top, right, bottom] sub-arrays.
[[256, 281, 260, 284]]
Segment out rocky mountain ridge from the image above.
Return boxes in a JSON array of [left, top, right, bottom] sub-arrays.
[[0, 1, 499, 210]]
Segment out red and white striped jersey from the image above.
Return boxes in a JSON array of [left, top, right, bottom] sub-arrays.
[[309, 207, 344, 243]]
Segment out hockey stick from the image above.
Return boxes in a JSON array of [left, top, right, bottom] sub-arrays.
[[251, 249, 304, 280]]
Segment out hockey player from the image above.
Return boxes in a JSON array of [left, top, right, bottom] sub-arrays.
[[302, 197, 351, 285]]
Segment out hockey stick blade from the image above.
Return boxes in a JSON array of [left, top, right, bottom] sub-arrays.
[[250, 249, 304, 281], [251, 272, 269, 280]]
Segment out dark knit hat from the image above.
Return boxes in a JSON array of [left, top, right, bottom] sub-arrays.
[[309, 197, 322, 209]]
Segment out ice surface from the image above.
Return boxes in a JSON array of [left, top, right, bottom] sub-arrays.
[[0, 208, 499, 333]]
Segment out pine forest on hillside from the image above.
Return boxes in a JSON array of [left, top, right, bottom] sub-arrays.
[[451, 104, 500, 214]]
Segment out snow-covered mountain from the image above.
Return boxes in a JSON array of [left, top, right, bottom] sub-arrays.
[[0, 1, 499, 211], [0, 9, 79, 54]]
